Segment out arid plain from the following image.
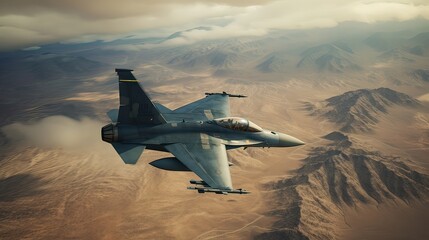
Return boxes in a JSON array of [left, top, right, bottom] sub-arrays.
[[1, 21, 429, 239]]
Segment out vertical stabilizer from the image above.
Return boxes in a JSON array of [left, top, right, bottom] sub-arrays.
[[115, 69, 166, 125]]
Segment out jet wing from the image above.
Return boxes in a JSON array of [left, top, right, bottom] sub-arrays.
[[161, 94, 230, 122], [164, 134, 233, 190]]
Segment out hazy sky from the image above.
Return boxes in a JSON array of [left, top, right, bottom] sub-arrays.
[[0, 0, 428, 51]]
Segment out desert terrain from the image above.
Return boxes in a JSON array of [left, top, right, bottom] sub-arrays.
[[1, 20, 429, 239]]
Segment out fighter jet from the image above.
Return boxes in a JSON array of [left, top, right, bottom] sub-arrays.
[[101, 69, 304, 194]]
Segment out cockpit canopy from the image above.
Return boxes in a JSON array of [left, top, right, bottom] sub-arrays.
[[213, 117, 263, 132]]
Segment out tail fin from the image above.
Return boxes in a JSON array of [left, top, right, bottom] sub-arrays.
[[116, 69, 166, 125]]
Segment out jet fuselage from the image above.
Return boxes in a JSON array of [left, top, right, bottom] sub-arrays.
[[104, 120, 304, 150]]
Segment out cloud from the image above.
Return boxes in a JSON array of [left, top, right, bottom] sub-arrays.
[[0, 2, 243, 50], [0, 1, 428, 51], [0, 0, 265, 19], [418, 93, 429, 102], [22, 46, 41, 51], [1, 116, 105, 150], [227, 1, 429, 31], [106, 25, 267, 51]]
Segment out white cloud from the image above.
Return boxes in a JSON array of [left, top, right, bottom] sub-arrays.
[[0, 1, 428, 51], [418, 93, 429, 102], [352, 2, 423, 22], [22, 46, 41, 51], [136, 1, 429, 49]]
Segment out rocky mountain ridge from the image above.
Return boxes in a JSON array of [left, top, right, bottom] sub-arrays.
[[304, 88, 420, 133], [297, 43, 361, 73], [258, 131, 429, 240]]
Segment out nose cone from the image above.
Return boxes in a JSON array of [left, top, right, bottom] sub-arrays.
[[278, 133, 305, 147]]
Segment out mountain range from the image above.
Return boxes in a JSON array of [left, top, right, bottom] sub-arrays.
[[305, 88, 421, 133], [297, 43, 361, 73], [0, 21, 428, 240], [258, 131, 429, 239]]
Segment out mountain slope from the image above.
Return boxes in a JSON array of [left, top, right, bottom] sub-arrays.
[[364, 32, 407, 51], [377, 48, 418, 63], [257, 132, 429, 240], [165, 26, 212, 40], [305, 88, 420, 133], [0, 52, 109, 83], [256, 54, 288, 73], [167, 39, 262, 70], [297, 43, 360, 73], [408, 32, 429, 46], [412, 69, 429, 82]]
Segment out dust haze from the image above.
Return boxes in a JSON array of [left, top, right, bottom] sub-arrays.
[[2, 116, 104, 151]]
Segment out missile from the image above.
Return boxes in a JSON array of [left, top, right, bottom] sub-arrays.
[[187, 186, 250, 194], [189, 179, 209, 186], [205, 92, 247, 98]]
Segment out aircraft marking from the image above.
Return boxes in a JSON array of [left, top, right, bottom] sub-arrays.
[[204, 110, 214, 119], [120, 80, 138, 82], [200, 133, 211, 149]]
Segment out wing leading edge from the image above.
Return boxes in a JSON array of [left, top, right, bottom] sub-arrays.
[[158, 94, 230, 122]]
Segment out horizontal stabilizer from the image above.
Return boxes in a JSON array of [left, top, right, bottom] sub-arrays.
[[112, 143, 145, 164], [107, 109, 119, 122]]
